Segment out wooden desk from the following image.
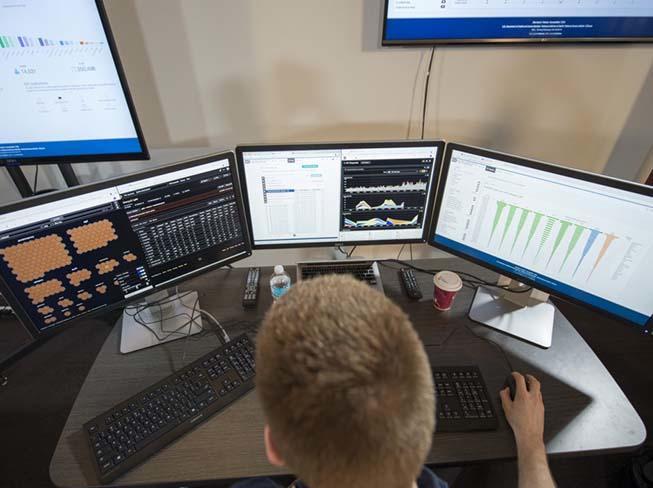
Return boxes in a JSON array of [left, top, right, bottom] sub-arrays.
[[50, 258, 646, 487]]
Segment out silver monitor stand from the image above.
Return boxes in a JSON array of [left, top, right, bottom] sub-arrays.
[[119, 289, 202, 354], [468, 276, 555, 348]]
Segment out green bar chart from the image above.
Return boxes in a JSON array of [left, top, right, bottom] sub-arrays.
[[487, 200, 618, 279], [0, 34, 98, 48]]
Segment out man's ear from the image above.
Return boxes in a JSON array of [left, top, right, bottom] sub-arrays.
[[264, 424, 285, 467]]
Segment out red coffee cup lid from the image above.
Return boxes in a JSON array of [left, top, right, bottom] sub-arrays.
[[433, 271, 462, 292]]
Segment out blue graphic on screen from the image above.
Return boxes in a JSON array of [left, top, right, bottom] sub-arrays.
[[384, 0, 653, 42], [0, 0, 143, 161], [432, 149, 653, 326]]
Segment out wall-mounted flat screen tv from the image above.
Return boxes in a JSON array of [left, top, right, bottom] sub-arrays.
[[382, 0, 653, 45]]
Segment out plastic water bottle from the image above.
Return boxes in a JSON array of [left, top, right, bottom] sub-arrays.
[[270, 265, 291, 301]]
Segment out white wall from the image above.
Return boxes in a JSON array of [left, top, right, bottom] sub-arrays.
[[103, 0, 653, 173], [2, 0, 652, 263]]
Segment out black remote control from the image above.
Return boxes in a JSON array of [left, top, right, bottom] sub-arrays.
[[399, 268, 423, 300], [242, 267, 260, 308]]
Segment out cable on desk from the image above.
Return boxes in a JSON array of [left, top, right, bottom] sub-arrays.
[[379, 259, 533, 294], [199, 308, 229, 344], [396, 244, 406, 260], [181, 296, 201, 363], [336, 245, 358, 258], [462, 321, 515, 373], [379, 260, 517, 373], [123, 290, 207, 343]]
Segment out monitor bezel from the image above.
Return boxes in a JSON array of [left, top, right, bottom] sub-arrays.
[[235, 140, 445, 250], [427, 142, 653, 330], [0, 151, 252, 338], [0, 0, 149, 166], [381, 0, 653, 46]]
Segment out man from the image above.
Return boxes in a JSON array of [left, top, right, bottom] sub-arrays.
[[235, 275, 555, 488]]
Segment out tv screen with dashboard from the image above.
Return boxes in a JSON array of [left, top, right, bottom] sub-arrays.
[[0, 0, 148, 165], [382, 0, 653, 45]]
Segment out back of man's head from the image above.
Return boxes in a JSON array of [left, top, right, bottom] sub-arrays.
[[256, 275, 435, 488]]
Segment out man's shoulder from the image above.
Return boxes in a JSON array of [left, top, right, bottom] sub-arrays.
[[229, 467, 447, 488], [418, 466, 449, 488], [230, 478, 283, 488]]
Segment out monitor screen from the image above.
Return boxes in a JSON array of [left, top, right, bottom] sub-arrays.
[[430, 144, 653, 327], [237, 142, 443, 248], [383, 0, 653, 45], [0, 152, 251, 336], [0, 0, 147, 164]]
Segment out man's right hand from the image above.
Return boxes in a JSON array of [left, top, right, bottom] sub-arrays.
[[500, 372, 555, 488], [500, 372, 545, 450]]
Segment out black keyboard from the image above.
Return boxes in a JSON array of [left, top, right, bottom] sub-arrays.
[[433, 366, 498, 432], [83, 334, 256, 484], [300, 261, 378, 285]]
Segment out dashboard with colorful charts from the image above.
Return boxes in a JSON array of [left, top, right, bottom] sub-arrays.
[[238, 143, 443, 247], [0, 0, 144, 161], [433, 148, 653, 327]]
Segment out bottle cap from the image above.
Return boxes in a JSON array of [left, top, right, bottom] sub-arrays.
[[274, 265, 285, 275]]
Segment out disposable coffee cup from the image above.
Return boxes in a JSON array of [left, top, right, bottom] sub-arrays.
[[433, 271, 463, 311]]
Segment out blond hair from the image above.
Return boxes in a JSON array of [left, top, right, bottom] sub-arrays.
[[256, 275, 435, 488]]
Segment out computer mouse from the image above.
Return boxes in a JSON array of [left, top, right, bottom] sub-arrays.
[[503, 374, 517, 401], [503, 374, 531, 401]]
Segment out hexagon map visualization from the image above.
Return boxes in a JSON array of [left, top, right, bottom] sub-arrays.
[[0, 216, 150, 332]]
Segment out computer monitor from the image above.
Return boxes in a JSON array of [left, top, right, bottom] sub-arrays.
[[429, 143, 653, 345], [0, 152, 251, 338], [0, 0, 148, 165], [236, 141, 444, 248], [382, 0, 653, 45]]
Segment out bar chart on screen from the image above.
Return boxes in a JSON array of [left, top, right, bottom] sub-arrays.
[[436, 150, 653, 306], [466, 191, 649, 299], [484, 200, 627, 281]]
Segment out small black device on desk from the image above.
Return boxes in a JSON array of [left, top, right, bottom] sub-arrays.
[[399, 267, 423, 299], [83, 334, 256, 484], [242, 267, 260, 308], [432, 366, 498, 432]]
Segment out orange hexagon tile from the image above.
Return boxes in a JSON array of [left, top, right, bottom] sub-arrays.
[[67, 268, 92, 286], [37, 305, 54, 315], [0, 235, 72, 283], [123, 253, 137, 262], [67, 219, 118, 254], [96, 259, 119, 275], [77, 291, 92, 301], [25, 279, 65, 304], [58, 298, 74, 308]]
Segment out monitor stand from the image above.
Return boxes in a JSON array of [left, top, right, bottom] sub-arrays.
[[119, 289, 203, 354], [468, 276, 554, 349]]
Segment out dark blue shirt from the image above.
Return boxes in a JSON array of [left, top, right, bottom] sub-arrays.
[[231, 466, 448, 488]]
